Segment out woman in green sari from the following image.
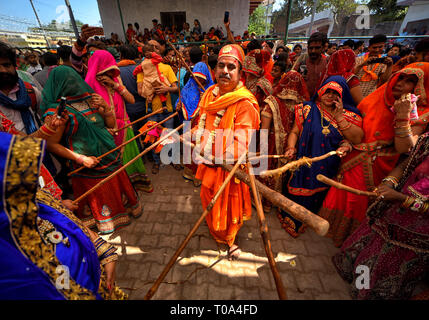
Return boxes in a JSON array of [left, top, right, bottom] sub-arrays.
[[41, 65, 142, 234]]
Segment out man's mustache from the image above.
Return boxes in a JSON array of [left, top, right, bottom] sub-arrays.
[[219, 74, 231, 80]]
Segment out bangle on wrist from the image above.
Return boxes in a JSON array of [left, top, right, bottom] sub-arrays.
[[40, 124, 56, 136], [382, 176, 399, 189]]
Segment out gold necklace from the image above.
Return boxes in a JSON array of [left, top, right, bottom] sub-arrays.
[[320, 107, 331, 136]]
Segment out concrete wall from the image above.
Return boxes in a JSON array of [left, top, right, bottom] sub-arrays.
[[399, 1, 429, 33], [97, 0, 250, 41]]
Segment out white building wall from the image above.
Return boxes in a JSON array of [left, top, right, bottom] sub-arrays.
[[97, 0, 250, 41], [399, 1, 429, 33]]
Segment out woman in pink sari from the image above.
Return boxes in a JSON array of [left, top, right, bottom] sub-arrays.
[[85, 50, 153, 192]]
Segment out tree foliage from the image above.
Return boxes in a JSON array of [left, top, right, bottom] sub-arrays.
[[248, 5, 273, 35], [365, 0, 408, 22]]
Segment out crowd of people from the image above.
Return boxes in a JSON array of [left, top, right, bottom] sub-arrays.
[[1, 16, 429, 300]]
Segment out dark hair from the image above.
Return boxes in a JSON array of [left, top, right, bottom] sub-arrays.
[[189, 46, 203, 64], [276, 45, 286, 53], [208, 54, 218, 70], [274, 52, 289, 63], [414, 38, 429, 53], [152, 19, 158, 24], [128, 23, 132, 27], [88, 40, 107, 51], [213, 45, 223, 55], [293, 44, 302, 50], [308, 32, 328, 46], [134, 22, 140, 30], [353, 40, 364, 50], [391, 43, 401, 50], [247, 39, 262, 51], [266, 41, 274, 49], [369, 34, 387, 46], [273, 60, 286, 73], [328, 42, 337, 49], [42, 52, 58, 67], [400, 47, 412, 57], [119, 45, 138, 60], [57, 45, 72, 61], [343, 39, 355, 48], [0, 41, 16, 67]]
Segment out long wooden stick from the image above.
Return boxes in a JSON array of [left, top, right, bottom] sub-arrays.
[[247, 159, 287, 300], [166, 39, 206, 92], [316, 174, 377, 197], [112, 108, 164, 133], [68, 111, 179, 176], [259, 151, 340, 178], [144, 151, 249, 300], [71, 124, 184, 205], [178, 136, 329, 236]]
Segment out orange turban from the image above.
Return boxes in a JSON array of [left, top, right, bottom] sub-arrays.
[[218, 44, 245, 65]]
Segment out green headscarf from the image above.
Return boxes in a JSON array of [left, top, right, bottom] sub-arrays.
[[40, 65, 94, 115], [40, 65, 120, 178]]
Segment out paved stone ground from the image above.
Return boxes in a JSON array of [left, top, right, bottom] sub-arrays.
[[101, 164, 353, 300]]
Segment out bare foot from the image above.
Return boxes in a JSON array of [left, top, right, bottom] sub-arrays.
[[228, 244, 241, 261]]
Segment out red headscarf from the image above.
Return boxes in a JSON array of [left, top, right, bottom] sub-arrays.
[[319, 49, 356, 86], [273, 70, 309, 103]]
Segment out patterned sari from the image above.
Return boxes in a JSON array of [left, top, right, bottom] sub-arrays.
[[85, 50, 153, 192], [0, 133, 126, 299], [41, 66, 140, 234], [259, 70, 309, 211], [243, 49, 273, 107], [279, 76, 362, 237], [319, 62, 429, 247], [333, 131, 429, 300]]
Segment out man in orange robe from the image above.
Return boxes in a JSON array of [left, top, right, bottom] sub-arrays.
[[194, 44, 260, 259]]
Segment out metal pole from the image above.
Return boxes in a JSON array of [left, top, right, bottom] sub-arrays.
[[116, 0, 127, 43], [29, 0, 51, 48], [265, 0, 269, 36], [307, 0, 319, 37], [64, 0, 79, 39], [284, 0, 293, 44]]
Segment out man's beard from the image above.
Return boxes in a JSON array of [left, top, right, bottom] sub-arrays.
[[0, 71, 19, 90]]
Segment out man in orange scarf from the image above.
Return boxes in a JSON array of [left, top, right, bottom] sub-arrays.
[[194, 44, 260, 259], [354, 34, 393, 97]]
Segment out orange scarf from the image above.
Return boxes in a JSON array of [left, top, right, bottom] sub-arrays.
[[117, 59, 136, 67], [198, 83, 259, 232], [361, 54, 380, 82]]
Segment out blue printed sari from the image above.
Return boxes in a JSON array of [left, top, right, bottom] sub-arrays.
[[278, 76, 362, 237], [176, 61, 214, 120]]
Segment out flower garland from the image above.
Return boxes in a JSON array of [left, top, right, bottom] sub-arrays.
[[195, 110, 226, 157]]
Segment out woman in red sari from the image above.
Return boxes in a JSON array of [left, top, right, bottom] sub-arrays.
[[319, 62, 429, 247], [320, 49, 364, 105], [259, 70, 310, 212], [243, 49, 273, 107]]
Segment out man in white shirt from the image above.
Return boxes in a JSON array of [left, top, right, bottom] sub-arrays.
[[25, 51, 42, 75]]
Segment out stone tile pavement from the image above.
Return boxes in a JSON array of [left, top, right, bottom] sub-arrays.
[[101, 164, 353, 300]]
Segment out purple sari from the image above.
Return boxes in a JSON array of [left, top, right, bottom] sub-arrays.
[[333, 132, 429, 299]]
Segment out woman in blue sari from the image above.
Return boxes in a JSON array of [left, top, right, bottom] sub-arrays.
[[0, 132, 126, 299], [279, 76, 364, 237], [176, 54, 214, 185]]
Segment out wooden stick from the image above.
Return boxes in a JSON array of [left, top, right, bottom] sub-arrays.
[[68, 111, 179, 176], [71, 124, 184, 205], [144, 151, 249, 300], [259, 151, 340, 178], [247, 158, 287, 300], [166, 39, 206, 93], [112, 108, 164, 133], [178, 136, 330, 236], [316, 174, 377, 197]]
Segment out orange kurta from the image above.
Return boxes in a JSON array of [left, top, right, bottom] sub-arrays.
[[195, 83, 260, 246]]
